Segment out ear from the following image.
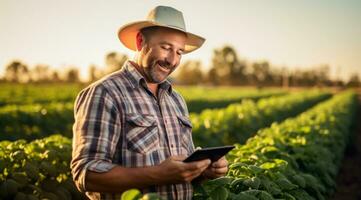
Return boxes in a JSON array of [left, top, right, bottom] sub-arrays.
[[135, 32, 144, 51]]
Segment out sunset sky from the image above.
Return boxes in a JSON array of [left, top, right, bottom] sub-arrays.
[[0, 0, 360, 81]]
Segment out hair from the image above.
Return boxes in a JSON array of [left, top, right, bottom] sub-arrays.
[[139, 26, 161, 42], [139, 26, 187, 42]]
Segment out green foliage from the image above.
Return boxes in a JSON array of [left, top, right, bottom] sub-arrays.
[[0, 83, 83, 106], [121, 189, 142, 200], [191, 91, 331, 147], [194, 91, 357, 199], [0, 84, 355, 200], [177, 87, 287, 113], [0, 85, 286, 141], [0, 103, 74, 141], [0, 135, 87, 200]]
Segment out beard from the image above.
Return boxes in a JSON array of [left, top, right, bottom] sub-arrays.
[[144, 59, 175, 83]]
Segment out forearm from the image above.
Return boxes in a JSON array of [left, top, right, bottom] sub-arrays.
[[85, 165, 161, 193]]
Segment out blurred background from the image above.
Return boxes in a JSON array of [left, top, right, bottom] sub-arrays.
[[1, 1, 361, 200], [0, 0, 360, 87]]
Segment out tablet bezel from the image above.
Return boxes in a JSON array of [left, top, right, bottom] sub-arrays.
[[183, 145, 235, 163]]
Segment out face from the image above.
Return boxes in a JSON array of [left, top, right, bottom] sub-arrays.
[[137, 27, 186, 83]]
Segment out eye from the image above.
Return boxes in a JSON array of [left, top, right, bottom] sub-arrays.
[[161, 45, 170, 50]]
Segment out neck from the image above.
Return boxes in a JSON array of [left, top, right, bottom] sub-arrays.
[[129, 60, 159, 96], [147, 83, 159, 97]]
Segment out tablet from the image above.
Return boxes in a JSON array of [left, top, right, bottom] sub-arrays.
[[183, 145, 235, 163]]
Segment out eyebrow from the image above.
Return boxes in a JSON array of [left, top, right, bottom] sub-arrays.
[[160, 42, 185, 53]]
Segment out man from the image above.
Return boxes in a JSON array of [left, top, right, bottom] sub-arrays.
[[71, 5, 228, 200]]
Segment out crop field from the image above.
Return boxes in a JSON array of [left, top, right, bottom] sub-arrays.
[[0, 84, 360, 200]]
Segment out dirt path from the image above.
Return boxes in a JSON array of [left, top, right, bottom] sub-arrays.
[[330, 92, 361, 200]]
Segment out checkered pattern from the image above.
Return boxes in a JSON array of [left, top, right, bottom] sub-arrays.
[[71, 61, 195, 200]]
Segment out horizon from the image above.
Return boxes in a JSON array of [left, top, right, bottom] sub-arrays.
[[1, 0, 360, 81]]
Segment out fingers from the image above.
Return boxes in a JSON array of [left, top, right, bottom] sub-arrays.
[[210, 166, 228, 174], [160, 156, 213, 184], [184, 159, 211, 171], [170, 155, 187, 161], [182, 163, 209, 182], [165, 156, 229, 182], [211, 157, 228, 168], [210, 157, 228, 176], [202, 166, 228, 179], [202, 157, 229, 179], [179, 159, 211, 182]]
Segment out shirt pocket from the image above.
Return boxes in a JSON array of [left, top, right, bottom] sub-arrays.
[[125, 113, 159, 154], [177, 115, 194, 154]]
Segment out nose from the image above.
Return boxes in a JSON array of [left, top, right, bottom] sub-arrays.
[[165, 51, 178, 67]]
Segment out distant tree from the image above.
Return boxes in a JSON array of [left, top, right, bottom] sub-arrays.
[[250, 61, 274, 87], [175, 60, 204, 85], [4, 60, 29, 83], [88, 65, 97, 83], [208, 46, 246, 85], [105, 51, 128, 74], [314, 65, 331, 86], [51, 71, 61, 82], [31, 64, 51, 82], [65, 68, 80, 83], [206, 67, 219, 85], [346, 73, 360, 87]]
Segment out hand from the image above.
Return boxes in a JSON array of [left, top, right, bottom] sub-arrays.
[[155, 155, 211, 184], [202, 156, 228, 179]]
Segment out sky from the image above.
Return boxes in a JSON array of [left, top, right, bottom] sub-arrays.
[[0, 0, 360, 81]]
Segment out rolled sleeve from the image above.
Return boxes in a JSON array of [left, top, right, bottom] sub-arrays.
[[71, 83, 122, 192]]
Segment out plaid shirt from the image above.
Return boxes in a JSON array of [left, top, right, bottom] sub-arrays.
[[71, 61, 195, 200]]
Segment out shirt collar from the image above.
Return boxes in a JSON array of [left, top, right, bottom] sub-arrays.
[[123, 60, 173, 94]]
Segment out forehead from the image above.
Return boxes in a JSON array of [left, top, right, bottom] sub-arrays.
[[149, 27, 187, 48]]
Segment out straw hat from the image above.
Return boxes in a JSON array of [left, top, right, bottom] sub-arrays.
[[118, 6, 205, 54]]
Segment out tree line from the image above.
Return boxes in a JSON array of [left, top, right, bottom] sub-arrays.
[[1, 46, 360, 87], [175, 46, 360, 88]]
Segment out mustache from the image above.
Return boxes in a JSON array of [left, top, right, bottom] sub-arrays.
[[157, 60, 173, 69]]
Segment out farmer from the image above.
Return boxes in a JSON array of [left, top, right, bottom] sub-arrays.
[[71, 5, 228, 200]]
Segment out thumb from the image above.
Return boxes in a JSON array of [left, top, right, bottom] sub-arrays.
[[169, 155, 187, 161]]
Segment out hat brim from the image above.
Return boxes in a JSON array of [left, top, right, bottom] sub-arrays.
[[118, 21, 205, 54]]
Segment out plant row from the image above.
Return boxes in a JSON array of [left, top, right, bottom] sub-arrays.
[[0, 103, 75, 141], [191, 91, 331, 147], [0, 90, 286, 141], [0, 135, 87, 200], [193, 91, 357, 200]]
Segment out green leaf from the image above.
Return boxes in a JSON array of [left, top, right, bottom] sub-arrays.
[[259, 177, 281, 195], [288, 189, 314, 200], [248, 165, 264, 174], [281, 192, 296, 200], [300, 174, 319, 190], [243, 189, 261, 196], [140, 193, 162, 200], [229, 178, 247, 193], [229, 192, 258, 200], [258, 191, 274, 200], [121, 189, 142, 200], [208, 177, 233, 186], [273, 159, 288, 170], [267, 182, 282, 195], [210, 186, 229, 200], [260, 162, 276, 170], [261, 146, 279, 153], [243, 177, 261, 189], [290, 174, 306, 188], [275, 178, 298, 190], [229, 162, 247, 169]]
